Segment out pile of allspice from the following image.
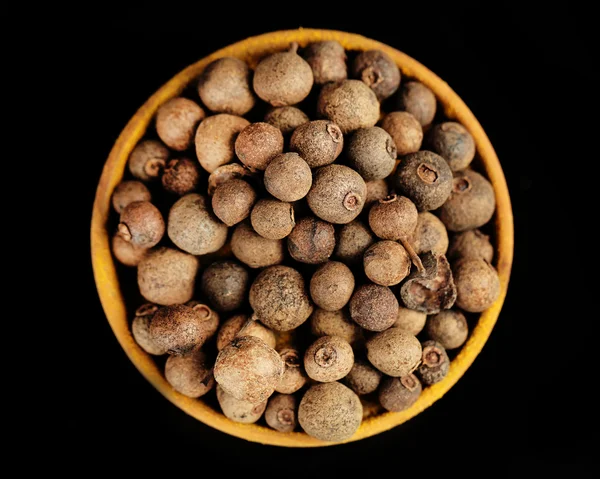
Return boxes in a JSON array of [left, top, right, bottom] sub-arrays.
[[110, 41, 500, 442]]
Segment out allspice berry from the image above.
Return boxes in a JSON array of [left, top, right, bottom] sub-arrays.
[[427, 122, 476, 171], [394, 307, 427, 335], [334, 220, 374, 265], [349, 283, 398, 331], [266, 394, 298, 433], [200, 261, 249, 312], [165, 348, 215, 398], [214, 335, 284, 403], [397, 81, 437, 127], [346, 127, 397, 181], [447, 229, 493, 262], [317, 79, 380, 134], [186, 301, 220, 341], [251, 199, 295, 240], [344, 359, 382, 395], [168, 194, 228, 255], [427, 310, 469, 350], [112, 181, 151, 214], [212, 179, 257, 226], [195, 114, 250, 173], [149, 305, 208, 355], [231, 222, 284, 268], [440, 170, 496, 232], [453, 259, 500, 312], [366, 327, 422, 377], [276, 348, 308, 394], [207, 163, 256, 196], [131, 304, 166, 355], [365, 179, 390, 206], [249, 265, 314, 331], [155, 97, 205, 151], [363, 241, 411, 286], [379, 374, 422, 412], [287, 216, 336, 264], [198, 57, 255, 116], [310, 261, 355, 311], [112, 233, 147, 267], [303, 41, 347, 85], [137, 247, 199, 305], [235, 122, 284, 170], [417, 340, 450, 385], [310, 308, 363, 346], [381, 111, 423, 156], [304, 336, 354, 382], [161, 158, 201, 196], [352, 50, 400, 101], [217, 385, 267, 424], [307, 164, 367, 224], [118, 201, 165, 249], [290, 120, 343, 168], [394, 150, 453, 211], [412, 212, 449, 256], [253, 43, 314, 106], [264, 106, 310, 135], [216, 314, 276, 351], [298, 382, 362, 442], [128, 139, 169, 182], [264, 152, 312, 202]]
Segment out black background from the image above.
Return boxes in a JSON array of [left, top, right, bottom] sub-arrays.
[[71, 4, 594, 470]]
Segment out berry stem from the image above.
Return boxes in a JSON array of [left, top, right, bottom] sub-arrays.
[[400, 237, 425, 273]]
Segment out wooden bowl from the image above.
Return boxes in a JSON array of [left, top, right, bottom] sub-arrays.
[[91, 28, 514, 447]]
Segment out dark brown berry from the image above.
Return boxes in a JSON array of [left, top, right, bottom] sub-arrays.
[[251, 199, 295, 240], [264, 106, 310, 135], [379, 374, 422, 412], [131, 304, 165, 355], [447, 229, 493, 262], [118, 201, 164, 249], [304, 335, 354, 383], [366, 328, 422, 376], [381, 111, 423, 156], [365, 179, 390, 207], [275, 348, 308, 394], [165, 348, 215, 398], [310, 261, 355, 311], [427, 122, 476, 171], [397, 81, 437, 127], [417, 340, 450, 385], [265, 393, 298, 433], [352, 50, 400, 101], [156, 97, 205, 151], [200, 261, 249, 313], [363, 240, 411, 286], [303, 41, 347, 85], [112, 233, 147, 267], [216, 314, 276, 351], [231, 222, 284, 269], [216, 385, 267, 424], [346, 127, 397, 181], [344, 359, 382, 395], [161, 158, 201, 196], [211, 179, 257, 226], [195, 114, 250, 173], [235, 122, 284, 170], [112, 181, 151, 214], [149, 305, 208, 355], [290, 120, 343, 168], [334, 220, 374, 265], [349, 283, 398, 331], [198, 57, 255, 115], [287, 216, 336, 264], [394, 307, 427, 335], [453, 258, 500, 312], [264, 152, 312, 202], [128, 139, 169, 182], [427, 310, 468, 350], [412, 212, 449, 256]]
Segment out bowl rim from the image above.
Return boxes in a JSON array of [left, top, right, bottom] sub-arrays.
[[91, 28, 514, 447]]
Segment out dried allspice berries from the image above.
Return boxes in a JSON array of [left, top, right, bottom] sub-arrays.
[[379, 374, 422, 412], [264, 152, 312, 202], [349, 283, 399, 331], [249, 265, 313, 331], [287, 216, 336, 264], [149, 304, 208, 355], [381, 111, 423, 156], [217, 385, 267, 424], [250, 199, 295, 240], [298, 382, 362, 442], [304, 335, 354, 382], [137, 247, 199, 305], [253, 43, 314, 106], [363, 240, 411, 286], [168, 194, 228, 255], [344, 359, 382, 395], [365, 179, 390, 206], [266, 394, 298, 433], [195, 114, 250, 173], [303, 41, 347, 85], [310, 308, 363, 346], [112, 181, 151, 214], [427, 310, 469, 350], [161, 158, 201, 196], [165, 348, 215, 398], [310, 261, 355, 311], [214, 335, 284, 403], [440, 169, 496, 232], [413, 211, 449, 256], [128, 139, 169, 182], [394, 307, 427, 335], [394, 150, 453, 211], [212, 179, 257, 226], [289, 120, 343, 168], [207, 163, 257, 196], [275, 348, 308, 394], [453, 259, 500, 312], [112, 233, 147, 267], [366, 327, 422, 376], [235, 122, 284, 170], [334, 220, 374, 265], [264, 106, 310, 135], [200, 261, 249, 312], [397, 81, 437, 127], [427, 122, 476, 171], [118, 201, 164, 249], [307, 164, 367, 224], [352, 50, 400, 101], [447, 229, 493, 262], [186, 301, 220, 341], [317, 79, 380, 133], [131, 304, 165, 355], [216, 314, 276, 351], [417, 340, 450, 385], [198, 57, 255, 116], [231, 222, 284, 269], [155, 97, 205, 151], [346, 127, 397, 181]]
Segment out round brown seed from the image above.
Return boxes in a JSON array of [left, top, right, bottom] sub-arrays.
[[290, 120, 344, 168], [211, 179, 257, 226], [275, 348, 308, 394], [303, 41, 347, 85], [235, 122, 284, 170], [394, 307, 427, 335], [149, 305, 208, 355], [351, 50, 400, 101], [447, 229, 494, 262], [264, 152, 312, 202], [310, 261, 355, 311], [195, 114, 250, 173], [417, 340, 450, 385], [412, 212, 449, 256], [112, 181, 151, 214], [363, 240, 411, 286], [231, 222, 284, 269], [453, 259, 500, 312], [264, 106, 310, 135], [131, 304, 165, 355], [346, 127, 397, 181], [381, 111, 423, 156], [112, 233, 147, 267], [118, 201, 164, 249], [216, 314, 276, 351], [397, 81, 437, 127], [427, 310, 469, 350], [156, 97, 205, 151], [128, 139, 169, 182], [165, 348, 215, 398], [366, 328, 422, 376], [379, 374, 422, 412], [287, 216, 336, 264], [251, 199, 295, 240], [200, 261, 249, 313], [265, 394, 298, 433], [427, 122, 476, 171], [161, 158, 201, 196], [216, 385, 267, 424], [349, 283, 399, 331], [304, 335, 354, 382], [334, 220, 375, 265], [310, 308, 363, 346], [344, 359, 382, 395]]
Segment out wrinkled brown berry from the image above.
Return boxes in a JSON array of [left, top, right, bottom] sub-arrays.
[[195, 114, 250, 173], [310, 261, 355, 311], [447, 229, 493, 262], [290, 120, 343, 168], [161, 158, 201, 196], [165, 348, 215, 398], [231, 222, 284, 269], [156, 97, 205, 151], [128, 140, 169, 182], [310, 308, 363, 346], [381, 111, 423, 156], [347, 127, 397, 181], [112, 233, 148, 267], [149, 305, 208, 355], [453, 259, 500, 312], [266, 393, 298, 433], [251, 199, 295, 240], [211, 179, 257, 226], [264, 106, 310, 135], [365, 179, 390, 207], [131, 304, 165, 355], [379, 374, 422, 412], [217, 385, 267, 424], [118, 201, 164, 249], [344, 359, 382, 395], [235, 122, 284, 170], [363, 241, 411, 286], [366, 327, 422, 376], [303, 41, 347, 85], [349, 283, 398, 331], [334, 220, 374, 265], [397, 81, 437, 127], [276, 348, 308, 394], [201, 261, 249, 312], [264, 152, 312, 202], [352, 50, 400, 101], [287, 216, 336, 264], [394, 307, 427, 335], [112, 181, 151, 214], [413, 212, 449, 256], [417, 340, 450, 385], [427, 122, 476, 171], [216, 314, 276, 351], [427, 310, 468, 350]]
